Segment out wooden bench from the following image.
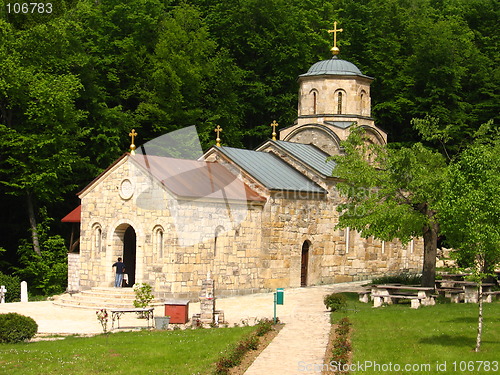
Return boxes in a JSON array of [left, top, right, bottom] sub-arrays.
[[110, 307, 154, 330]]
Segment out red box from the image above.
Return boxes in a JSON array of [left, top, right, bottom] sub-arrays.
[[164, 300, 190, 324]]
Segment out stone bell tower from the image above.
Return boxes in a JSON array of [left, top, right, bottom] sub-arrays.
[[280, 22, 387, 155]]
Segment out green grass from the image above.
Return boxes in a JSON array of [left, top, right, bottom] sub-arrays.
[[0, 326, 255, 375], [334, 294, 500, 374]]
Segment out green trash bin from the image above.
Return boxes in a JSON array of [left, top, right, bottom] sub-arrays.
[[276, 288, 284, 305]]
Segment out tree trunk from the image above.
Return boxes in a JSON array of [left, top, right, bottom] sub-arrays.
[[475, 282, 483, 352], [26, 193, 41, 255], [421, 221, 438, 287]]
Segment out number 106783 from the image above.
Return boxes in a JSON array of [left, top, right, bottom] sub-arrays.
[[6, 3, 52, 14]]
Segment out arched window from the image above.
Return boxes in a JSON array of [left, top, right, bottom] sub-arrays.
[[337, 92, 343, 114], [313, 91, 317, 114], [360, 90, 368, 116], [93, 224, 102, 252], [214, 226, 224, 256], [153, 226, 164, 258]]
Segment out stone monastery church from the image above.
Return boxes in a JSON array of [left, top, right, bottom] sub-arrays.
[[63, 28, 424, 300]]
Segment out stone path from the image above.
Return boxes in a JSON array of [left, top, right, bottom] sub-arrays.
[[0, 281, 366, 371], [241, 282, 366, 375]]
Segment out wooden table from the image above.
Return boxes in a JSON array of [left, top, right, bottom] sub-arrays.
[[110, 307, 154, 330], [372, 285, 436, 309]]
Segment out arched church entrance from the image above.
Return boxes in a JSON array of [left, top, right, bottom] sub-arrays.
[[122, 226, 137, 287], [301, 241, 310, 287]]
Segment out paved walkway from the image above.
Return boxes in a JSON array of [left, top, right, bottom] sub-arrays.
[[0, 282, 366, 371], [240, 282, 366, 375]]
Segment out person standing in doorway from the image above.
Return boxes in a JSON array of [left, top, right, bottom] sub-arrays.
[[112, 257, 126, 287]]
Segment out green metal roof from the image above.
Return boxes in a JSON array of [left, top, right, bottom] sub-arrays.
[[272, 141, 336, 177], [300, 56, 373, 80], [217, 147, 326, 193]]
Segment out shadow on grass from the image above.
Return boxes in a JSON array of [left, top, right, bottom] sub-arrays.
[[446, 316, 500, 324], [419, 334, 475, 348], [420, 334, 498, 348]]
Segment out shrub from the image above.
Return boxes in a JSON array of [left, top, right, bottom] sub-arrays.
[[0, 272, 21, 303], [133, 283, 154, 318], [0, 313, 38, 343], [330, 317, 352, 370], [255, 318, 274, 336], [213, 322, 268, 374], [324, 293, 347, 312]]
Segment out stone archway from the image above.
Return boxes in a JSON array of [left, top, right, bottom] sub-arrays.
[[113, 224, 137, 287], [122, 226, 137, 287]]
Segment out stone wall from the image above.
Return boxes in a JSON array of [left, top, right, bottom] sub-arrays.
[[298, 75, 372, 117], [67, 252, 80, 292]]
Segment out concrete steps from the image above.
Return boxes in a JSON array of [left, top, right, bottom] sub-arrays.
[[52, 287, 161, 310]]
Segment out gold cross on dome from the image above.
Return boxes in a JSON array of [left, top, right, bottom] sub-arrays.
[[129, 129, 138, 155], [328, 21, 343, 55], [270, 120, 279, 141], [214, 125, 223, 147]]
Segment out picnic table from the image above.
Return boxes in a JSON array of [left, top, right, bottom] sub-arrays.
[[371, 284, 436, 309], [110, 307, 154, 330], [435, 280, 497, 303]]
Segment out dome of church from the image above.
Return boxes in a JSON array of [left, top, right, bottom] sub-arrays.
[[300, 56, 372, 79]]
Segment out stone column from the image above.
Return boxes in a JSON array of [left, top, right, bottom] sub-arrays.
[[199, 277, 215, 324], [0, 285, 6, 304], [20, 281, 28, 303]]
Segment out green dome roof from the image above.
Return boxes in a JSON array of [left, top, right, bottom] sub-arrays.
[[300, 56, 372, 79]]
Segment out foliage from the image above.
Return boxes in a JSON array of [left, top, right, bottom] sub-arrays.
[[213, 332, 260, 374], [0, 271, 21, 302], [254, 318, 275, 337], [330, 126, 447, 286], [324, 293, 347, 312], [438, 136, 500, 274], [372, 273, 422, 286], [213, 318, 279, 374], [133, 283, 154, 310], [14, 211, 68, 296], [330, 316, 352, 370], [95, 309, 109, 334], [0, 313, 38, 343], [437, 133, 500, 351]]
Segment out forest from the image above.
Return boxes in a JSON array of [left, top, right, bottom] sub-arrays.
[[0, 0, 498, 295]]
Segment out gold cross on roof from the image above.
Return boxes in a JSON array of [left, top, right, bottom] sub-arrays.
[[129, 129, 138, 155], [214, 125, 223, 147], [328, 21, 343, 55], [270, 120, 279, 141]]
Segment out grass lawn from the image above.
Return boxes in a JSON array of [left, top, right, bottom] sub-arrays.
[[0, 326, 255, 375], [336, 293, 500, 374]]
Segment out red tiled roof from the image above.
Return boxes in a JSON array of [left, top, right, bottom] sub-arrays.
[[61, 205, 81, 223], [131, 154, 265, 202]]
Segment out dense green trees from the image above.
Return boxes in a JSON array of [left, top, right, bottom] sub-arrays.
[[0, 0, 497, 293]]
